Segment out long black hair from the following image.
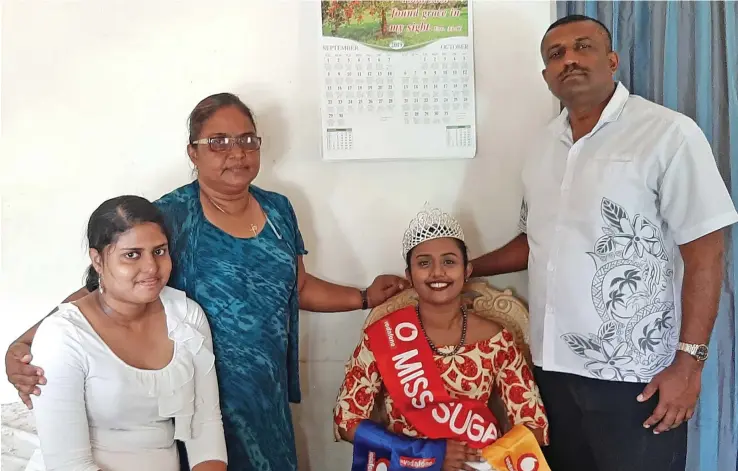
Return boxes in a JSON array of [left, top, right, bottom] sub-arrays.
[[84, 195, 168, 291]]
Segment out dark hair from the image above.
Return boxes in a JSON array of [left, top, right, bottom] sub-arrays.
[[544, 14, 613, 52], [84, 195, 169, 292], [187, 92, 257, 144], [405, 226, 469, 269]]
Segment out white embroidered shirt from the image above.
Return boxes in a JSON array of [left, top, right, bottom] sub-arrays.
[[520, 82, 738, 382]]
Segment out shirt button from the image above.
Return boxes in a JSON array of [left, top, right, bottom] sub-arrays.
[[545, 306, 554, 315]]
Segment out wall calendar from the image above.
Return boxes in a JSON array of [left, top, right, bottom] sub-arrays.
[[319, 1, 477, 161]]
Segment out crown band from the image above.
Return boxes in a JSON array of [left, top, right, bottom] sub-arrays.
[[402, 205, 465, 258]]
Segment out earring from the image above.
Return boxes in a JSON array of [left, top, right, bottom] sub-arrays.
[[99, 274, 104, 294]]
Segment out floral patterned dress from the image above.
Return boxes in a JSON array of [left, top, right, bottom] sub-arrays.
[[334, 328, 550, 443]]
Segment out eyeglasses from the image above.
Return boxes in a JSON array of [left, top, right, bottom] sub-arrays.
[[191, 133, 262, 153]]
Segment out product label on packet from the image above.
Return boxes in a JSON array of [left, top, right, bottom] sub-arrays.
[[480, 425, 550, 471]]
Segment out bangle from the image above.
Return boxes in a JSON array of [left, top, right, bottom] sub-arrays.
[[360, 289, 369, 310]]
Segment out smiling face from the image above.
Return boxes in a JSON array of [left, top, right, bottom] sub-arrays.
[[188, 105, 261, 195], [541, 19, 618, 105], [91, 222, 172, 304], [405, 237, 472, 306]]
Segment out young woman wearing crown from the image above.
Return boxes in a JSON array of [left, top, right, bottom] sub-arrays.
[[334, 207, 550, 471]]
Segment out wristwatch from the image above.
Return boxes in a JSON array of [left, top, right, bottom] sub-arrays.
[[360, 289, 369, 310], [676, 342, 709, 362]]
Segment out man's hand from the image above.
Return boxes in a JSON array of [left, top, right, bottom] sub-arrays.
[[366, 275, 406, 309], [5, 342, 46, 409], [638, 354, 702, 434], [442, 440, 484, 471]]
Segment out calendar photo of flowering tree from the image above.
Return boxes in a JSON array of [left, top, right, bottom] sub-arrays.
[[321, 0, 469, 49]]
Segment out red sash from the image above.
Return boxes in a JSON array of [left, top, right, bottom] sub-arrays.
[[366, 306, 500, 449]]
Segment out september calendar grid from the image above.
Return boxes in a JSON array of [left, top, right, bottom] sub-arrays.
[[320, 1, 477, 161]]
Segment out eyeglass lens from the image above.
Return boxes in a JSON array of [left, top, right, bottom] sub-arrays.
[[209, 134, 260, 152]]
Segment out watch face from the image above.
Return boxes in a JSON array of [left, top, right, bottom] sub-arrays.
[[695, 345, 709, 361]]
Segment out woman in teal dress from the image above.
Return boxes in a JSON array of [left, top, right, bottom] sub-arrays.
[[5, 93, 405, 471]]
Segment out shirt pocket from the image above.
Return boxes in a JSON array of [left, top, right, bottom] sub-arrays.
[[578, 153, 643, 203], [593, 152, 635, 163], [587, 153, 638, 177]]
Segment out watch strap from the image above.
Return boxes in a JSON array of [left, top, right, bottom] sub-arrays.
[[360, 289, 369, 310], [677, 342, 708, 361], [677, 342, 696, 355]]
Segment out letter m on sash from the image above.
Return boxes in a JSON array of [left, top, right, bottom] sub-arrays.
[[392, 349, 422, 380]]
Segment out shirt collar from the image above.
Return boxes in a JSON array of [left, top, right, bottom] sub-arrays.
[[549, 81, 631, 141]]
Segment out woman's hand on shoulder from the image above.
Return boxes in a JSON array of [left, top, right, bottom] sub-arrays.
[[366, 275, 407, 308]]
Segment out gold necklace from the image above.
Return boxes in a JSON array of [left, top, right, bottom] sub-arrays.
[[203, 191, 259, 237]]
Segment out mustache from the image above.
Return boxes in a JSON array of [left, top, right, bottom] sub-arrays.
[[560, 64, 588, 78]]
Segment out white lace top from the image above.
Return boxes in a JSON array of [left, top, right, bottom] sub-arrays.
[[30, 286, 227, 471]]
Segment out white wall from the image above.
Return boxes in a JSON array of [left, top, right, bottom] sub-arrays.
[[0, 0, 555, 468]]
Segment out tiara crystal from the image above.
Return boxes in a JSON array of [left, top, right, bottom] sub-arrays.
[[402, 205, 465, 258]]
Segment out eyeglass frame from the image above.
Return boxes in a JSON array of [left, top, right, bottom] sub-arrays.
[[191, 133, 262, 153]]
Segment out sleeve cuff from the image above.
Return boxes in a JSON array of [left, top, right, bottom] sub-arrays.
[[673, 211, 738, 245], [185, 424, 228, 468]]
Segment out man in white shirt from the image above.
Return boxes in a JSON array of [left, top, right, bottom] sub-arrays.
[[472, 14, 738, 471]]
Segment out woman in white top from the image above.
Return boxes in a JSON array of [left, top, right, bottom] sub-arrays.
[[30, 195, 227, 471]]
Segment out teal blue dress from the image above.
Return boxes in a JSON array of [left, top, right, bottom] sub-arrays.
[[155, 180, 306, 471]]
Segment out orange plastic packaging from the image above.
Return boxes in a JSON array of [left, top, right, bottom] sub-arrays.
[[480, 425, 551, 471]]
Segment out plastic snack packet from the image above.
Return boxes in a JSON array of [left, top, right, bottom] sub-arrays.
[[477, 424, 551, 471]]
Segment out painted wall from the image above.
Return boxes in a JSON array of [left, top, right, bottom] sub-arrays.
[[0, 1, 556, 468]]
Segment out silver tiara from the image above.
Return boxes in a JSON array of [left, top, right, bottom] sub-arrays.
[[402, 205, 465, 258]]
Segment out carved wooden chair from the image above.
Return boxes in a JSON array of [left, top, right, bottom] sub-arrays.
[[333, 280, 532, 441]]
